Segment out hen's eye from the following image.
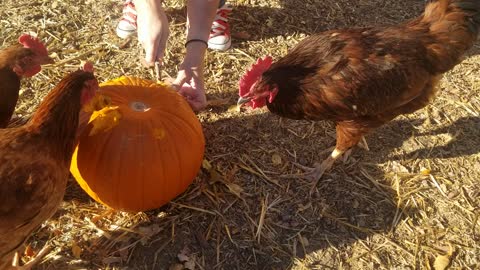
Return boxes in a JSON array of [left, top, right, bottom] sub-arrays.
[[18, 55, 33, 65]]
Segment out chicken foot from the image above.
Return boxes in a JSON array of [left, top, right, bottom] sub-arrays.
[[11, 244, 51, 270], [297, 134, 368, 194], [304, 148, 345, 194]]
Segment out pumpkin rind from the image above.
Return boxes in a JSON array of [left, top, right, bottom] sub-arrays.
[[70, 76, 205, 212]]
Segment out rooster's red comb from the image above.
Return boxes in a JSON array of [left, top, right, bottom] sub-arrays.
[[81, 61, 94, 73], [238, 56, 273, 97], [18, 34, 49, 56]]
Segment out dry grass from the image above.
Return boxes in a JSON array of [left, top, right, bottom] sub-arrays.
[[1, 0, 480, 269]]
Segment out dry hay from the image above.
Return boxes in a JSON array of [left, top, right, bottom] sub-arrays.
[[1, 0, 479, 269]]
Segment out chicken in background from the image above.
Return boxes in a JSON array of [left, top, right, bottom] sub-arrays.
[[237, 0, 480, 190], [0, 62, 98, 270], [0, 34, 54, 128]]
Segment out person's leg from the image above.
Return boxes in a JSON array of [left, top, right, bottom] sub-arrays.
[[116, 0, 233, 51], [207, 1, 232, 51]]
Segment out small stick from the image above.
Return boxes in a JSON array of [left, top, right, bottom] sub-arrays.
[[154, 61, 162, 81]]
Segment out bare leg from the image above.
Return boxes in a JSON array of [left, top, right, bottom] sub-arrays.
[[12, 244, 51, 270]]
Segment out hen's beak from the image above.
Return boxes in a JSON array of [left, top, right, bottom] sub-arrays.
[[237, 96, 252, 106]]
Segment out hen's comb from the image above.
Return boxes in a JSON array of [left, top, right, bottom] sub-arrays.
[[81, 61, 94, 73], [18, 34, 48, 56], [238, 56, 273, 97]]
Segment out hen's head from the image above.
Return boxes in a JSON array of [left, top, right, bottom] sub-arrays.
[[13, 34, 54, 77], [237, 56, 278, 109], [80, 62, 98, 106]]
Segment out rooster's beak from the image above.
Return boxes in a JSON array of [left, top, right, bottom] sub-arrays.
[[237, 96, 252, 106]]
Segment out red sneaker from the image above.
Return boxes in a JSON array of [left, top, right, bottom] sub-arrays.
[[208, 4, 232, 51], [116, 0, 137, 39]]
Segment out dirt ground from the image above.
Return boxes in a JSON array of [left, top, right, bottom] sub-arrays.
[[1, 0, 479, 269]]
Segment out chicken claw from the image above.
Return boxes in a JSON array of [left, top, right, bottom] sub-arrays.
[[357, 136, 369, 151], [12, 244, 51, 270], [292, 148, 345, 193], [307, 156, 337, 194], [294, 139, 370, 193], [342, 148, 353, 163]]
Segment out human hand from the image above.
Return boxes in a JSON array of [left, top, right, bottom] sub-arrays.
[[168, 40, 209, 112], [135, 0, 170, 66], [170, 57, 207, 112]]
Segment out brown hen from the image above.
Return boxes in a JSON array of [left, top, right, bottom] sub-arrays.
[[0, 34, 54, 128], [0, 63, 98, 270], [237, 0, 480, 189]]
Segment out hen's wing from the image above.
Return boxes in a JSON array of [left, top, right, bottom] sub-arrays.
[[269, 27, 438, 121], [0, 160, 60, 226], [0, 130, 68, 254]]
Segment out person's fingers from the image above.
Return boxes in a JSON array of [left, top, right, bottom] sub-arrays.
[[137, 6, 169, 67], [164, 77, 175, 85], [170, 71, 187, 91], [177, 86, 207, 112], [142, 39, 159, 67], [177, 84, 194, 96], [187, 97, 207, 112]]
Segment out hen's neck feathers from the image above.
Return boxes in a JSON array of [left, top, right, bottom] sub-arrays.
[[0, 67, 20, 128], [0, 44, 25, 67], [26, 71, 91, 163]]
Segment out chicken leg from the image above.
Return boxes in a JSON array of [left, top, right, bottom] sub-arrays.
[[302, 122, 371, 193], [11, 244, 51, 270], [299, 135, 368, 182], [302, 147, 345, 191]]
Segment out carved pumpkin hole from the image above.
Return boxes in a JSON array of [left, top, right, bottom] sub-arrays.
[[130, 101, 150, 112]]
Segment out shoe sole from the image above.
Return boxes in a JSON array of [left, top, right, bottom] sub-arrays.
[[116, 26, 137, 39], [208, 38, 232, 51]]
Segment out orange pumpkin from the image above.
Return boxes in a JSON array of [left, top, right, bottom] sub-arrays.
[[70, 76, 205, 212]]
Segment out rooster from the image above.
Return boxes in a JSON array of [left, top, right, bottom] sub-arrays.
[[237, 0, 480, 189], [0, 34, 54, 128], [0, 63, 98, 270]]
